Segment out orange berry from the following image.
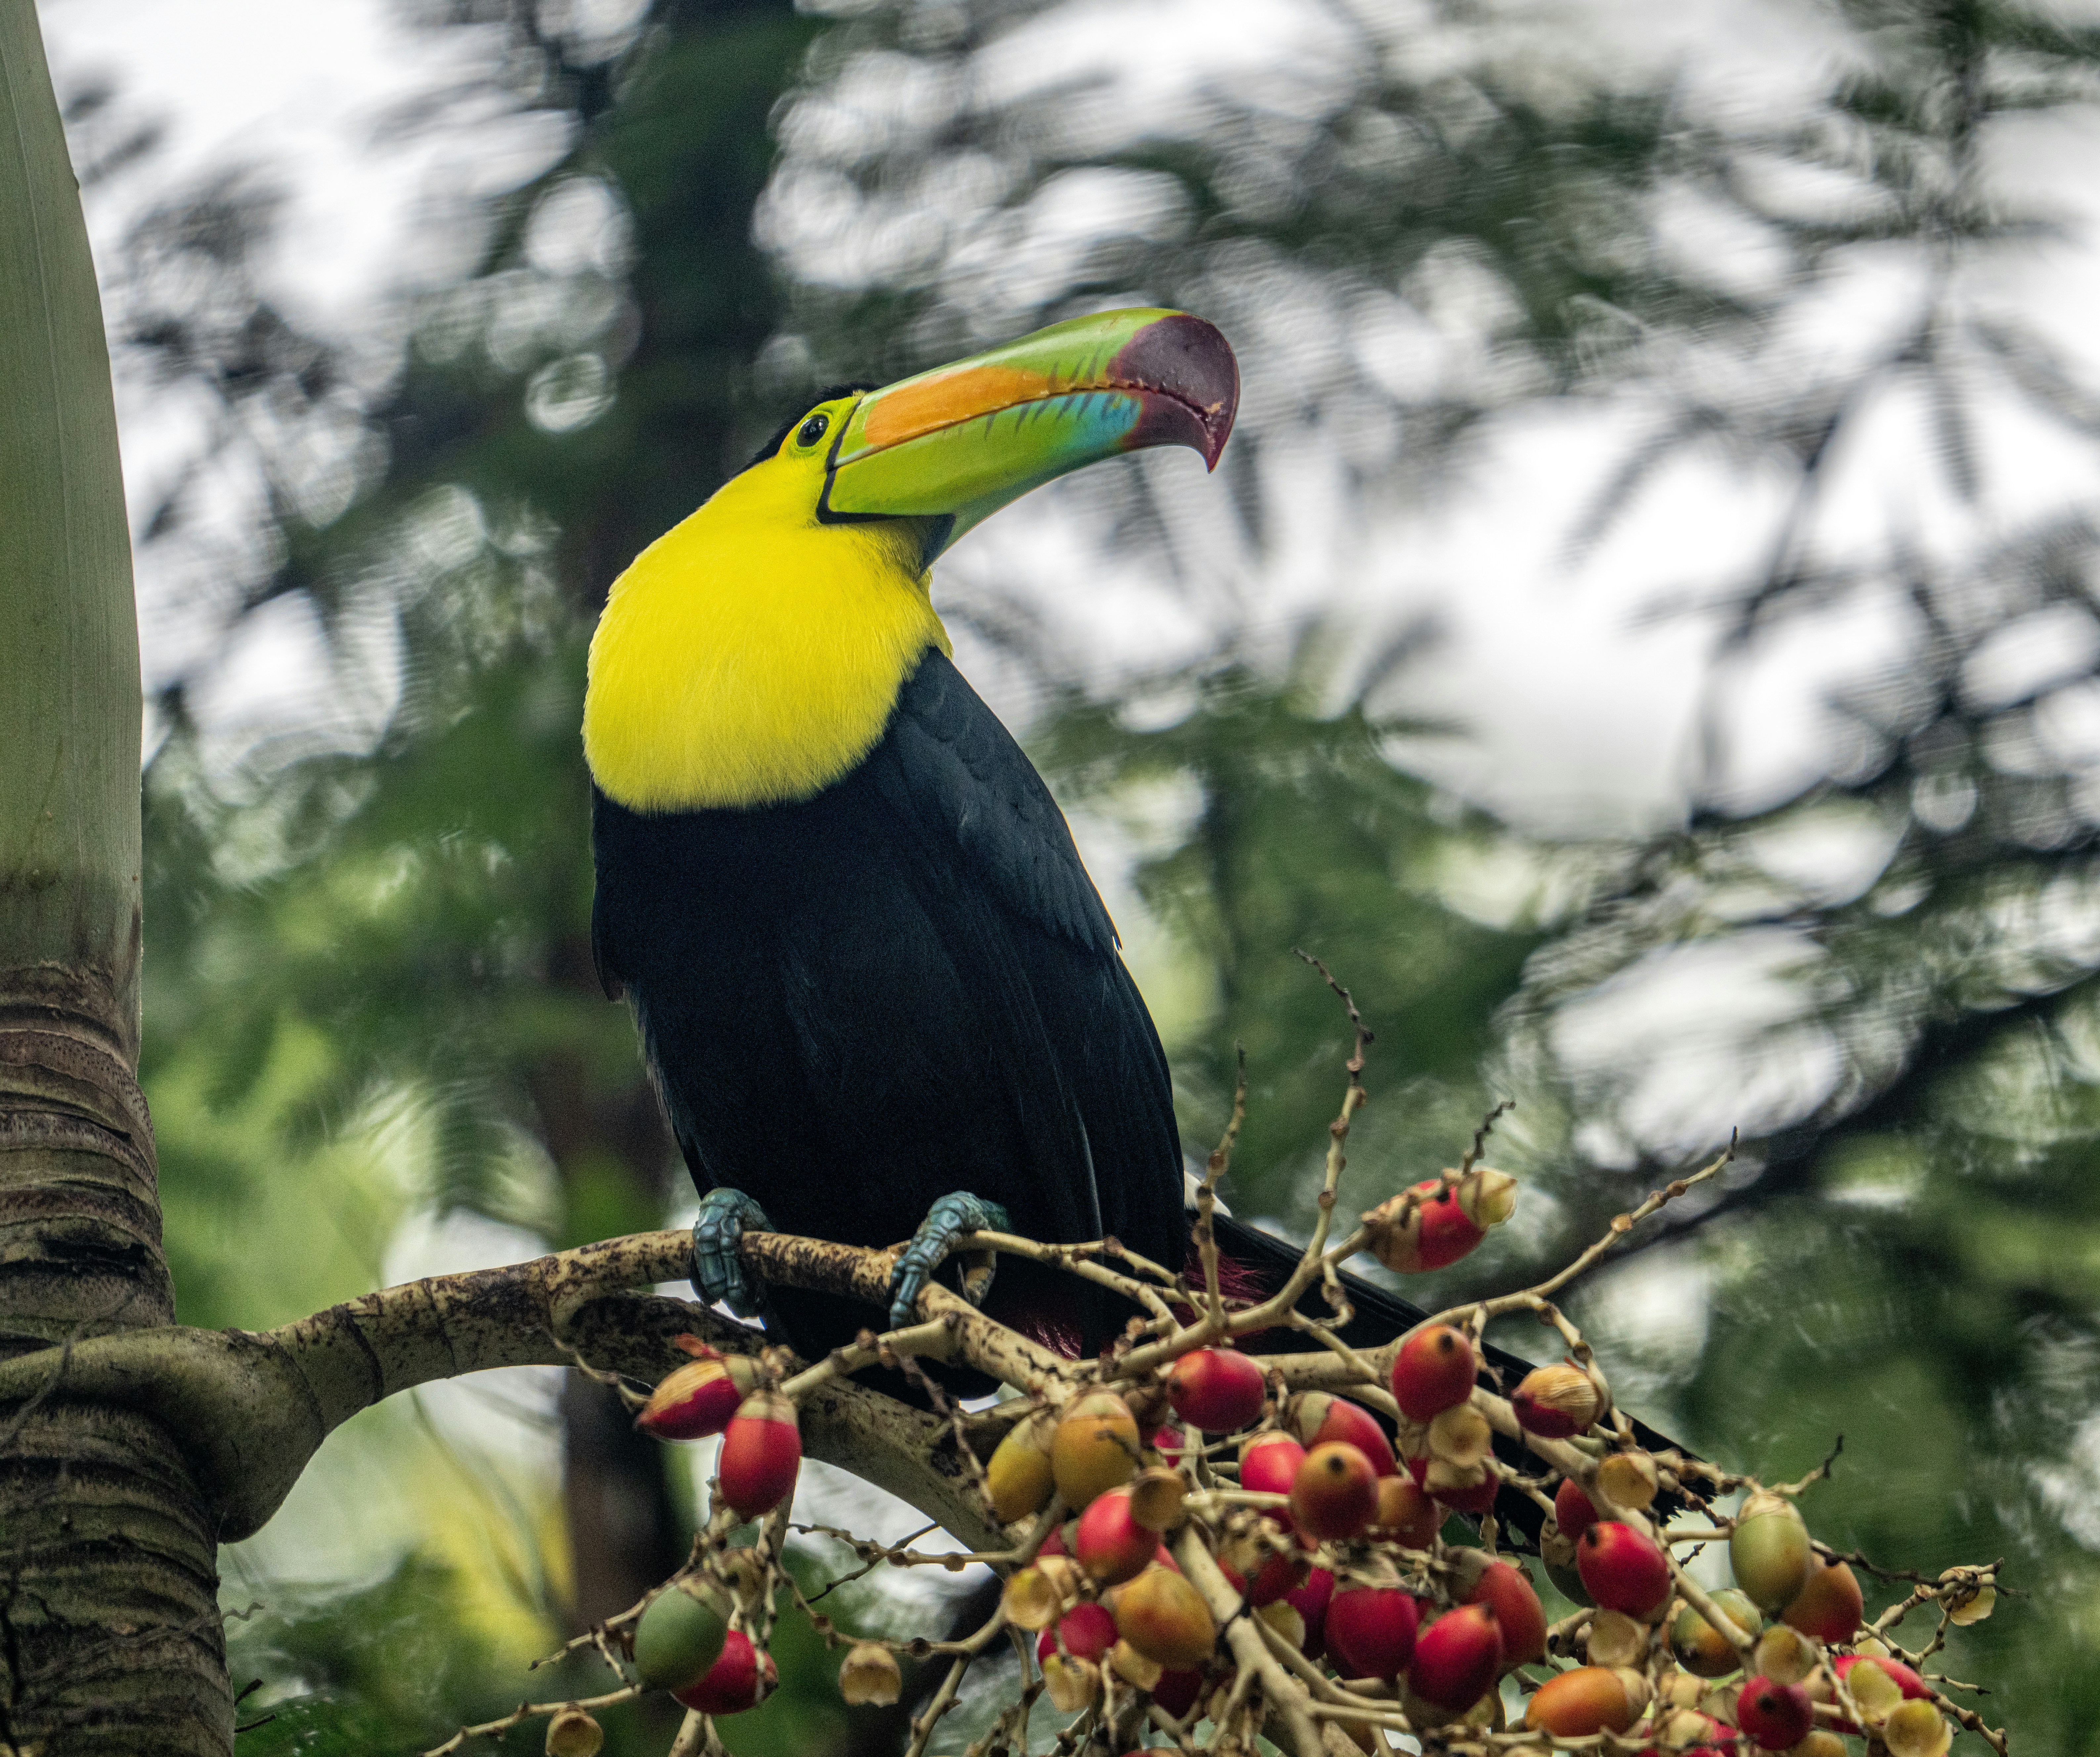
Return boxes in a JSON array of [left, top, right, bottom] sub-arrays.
[[1669, 1587, 1757, 1677], [1051, 1392, 1140, 1508], [1524, 1665, 1637, 1737], [1114, 1565, 1216, 1670], [1290, 1442, 1380, 1542], [985, 1411, 1056, 1524], [1783, 1557, 1862, 1643], [1369, 1473, 1441, 1548]]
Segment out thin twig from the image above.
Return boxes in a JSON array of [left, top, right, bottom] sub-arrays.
[[1457, 1099, 1513, 1177], [1198, 1045, 1249, 1328], [420, 1686, 642, 1756], [1427, 1134, 1737, 1329]]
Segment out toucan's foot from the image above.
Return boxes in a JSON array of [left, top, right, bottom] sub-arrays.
[[692, 1188, 774, 1319], [888, 1192, 1012, 1330]]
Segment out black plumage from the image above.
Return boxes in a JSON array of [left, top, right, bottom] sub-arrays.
[[591, 647, 1189, 1358], [594, 644, 1694, 1543]]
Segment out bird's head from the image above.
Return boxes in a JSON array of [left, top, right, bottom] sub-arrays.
[[585, 308, 1239, 812], [730, 307, 1237, 566]]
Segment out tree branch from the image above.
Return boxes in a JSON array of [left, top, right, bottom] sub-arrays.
[[0, 1228, 1027, 1544]]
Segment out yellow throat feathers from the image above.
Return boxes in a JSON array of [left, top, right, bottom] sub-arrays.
[[583, 459, 950, 812]]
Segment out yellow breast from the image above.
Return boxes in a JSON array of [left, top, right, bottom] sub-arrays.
[[583, 466, 948, 812]]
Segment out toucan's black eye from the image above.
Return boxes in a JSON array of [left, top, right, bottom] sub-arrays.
[[796, 412, 830, 448]]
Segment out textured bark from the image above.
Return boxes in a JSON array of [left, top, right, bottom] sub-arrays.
[[0, 3, 229, 1748]]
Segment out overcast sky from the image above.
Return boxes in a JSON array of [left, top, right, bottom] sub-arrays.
[[40, 0, 2100, 850]]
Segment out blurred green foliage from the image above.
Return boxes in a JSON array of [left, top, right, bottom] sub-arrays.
[[76, 0, 2100, 1747], [1034, 658, 1543, 1222]]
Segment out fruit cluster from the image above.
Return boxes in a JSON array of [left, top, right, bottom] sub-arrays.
[[426, 1051, 2007, 1757], [966, 1314, 1998, 1757]]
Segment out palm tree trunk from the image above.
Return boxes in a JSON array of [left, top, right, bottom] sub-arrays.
[[0, 2, 229, 1746]]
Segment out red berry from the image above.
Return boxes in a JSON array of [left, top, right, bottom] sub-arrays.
[[1290, 1442, 1380, 1542], [1238, 1432, 1307, 1500], [636, 1353, 760, 1441], [1286, 1393, 1396, 1475], [1034, 1602, 1117, 1665], [1391, 1325, 1477, 1422], [672, 1629, 774, 1715], [1413, 1185, 1486, 1269], [1554, 1478, 1597, 1534], [1152, 1666, 1203, 1718], [1075, 1486, 1157, 1585], [1166, 1347, 1267, 1433], [1734, 1675, 1814, 1750], [1245, 1546, 1307, 1607], [717, 1390, 800, 1518], [1466, 1559, 1546, 1668], [1407, 1603, 1503, 1711], [1576, 1521, 1671, 1620], [1325, 1586, 1419, 1679], [1286, 1567, 1334, 1662], [1148, 1423, 1191, 1464], [1366, 1179, 1486, 1273]]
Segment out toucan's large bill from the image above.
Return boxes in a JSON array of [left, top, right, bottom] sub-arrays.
[[815, 308, 1239, 559]]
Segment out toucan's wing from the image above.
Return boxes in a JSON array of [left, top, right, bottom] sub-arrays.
[[873, 651, 1118, 956], [868, 651, 1187, 1265]]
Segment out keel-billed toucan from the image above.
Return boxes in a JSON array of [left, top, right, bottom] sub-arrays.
[[585, 310, 1231, 1359], [582, 309, 1542, 1417]]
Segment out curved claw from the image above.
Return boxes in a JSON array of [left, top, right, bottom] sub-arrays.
[[692, 1188, 775, 1319], [888, 1192, 1012, 1330]]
